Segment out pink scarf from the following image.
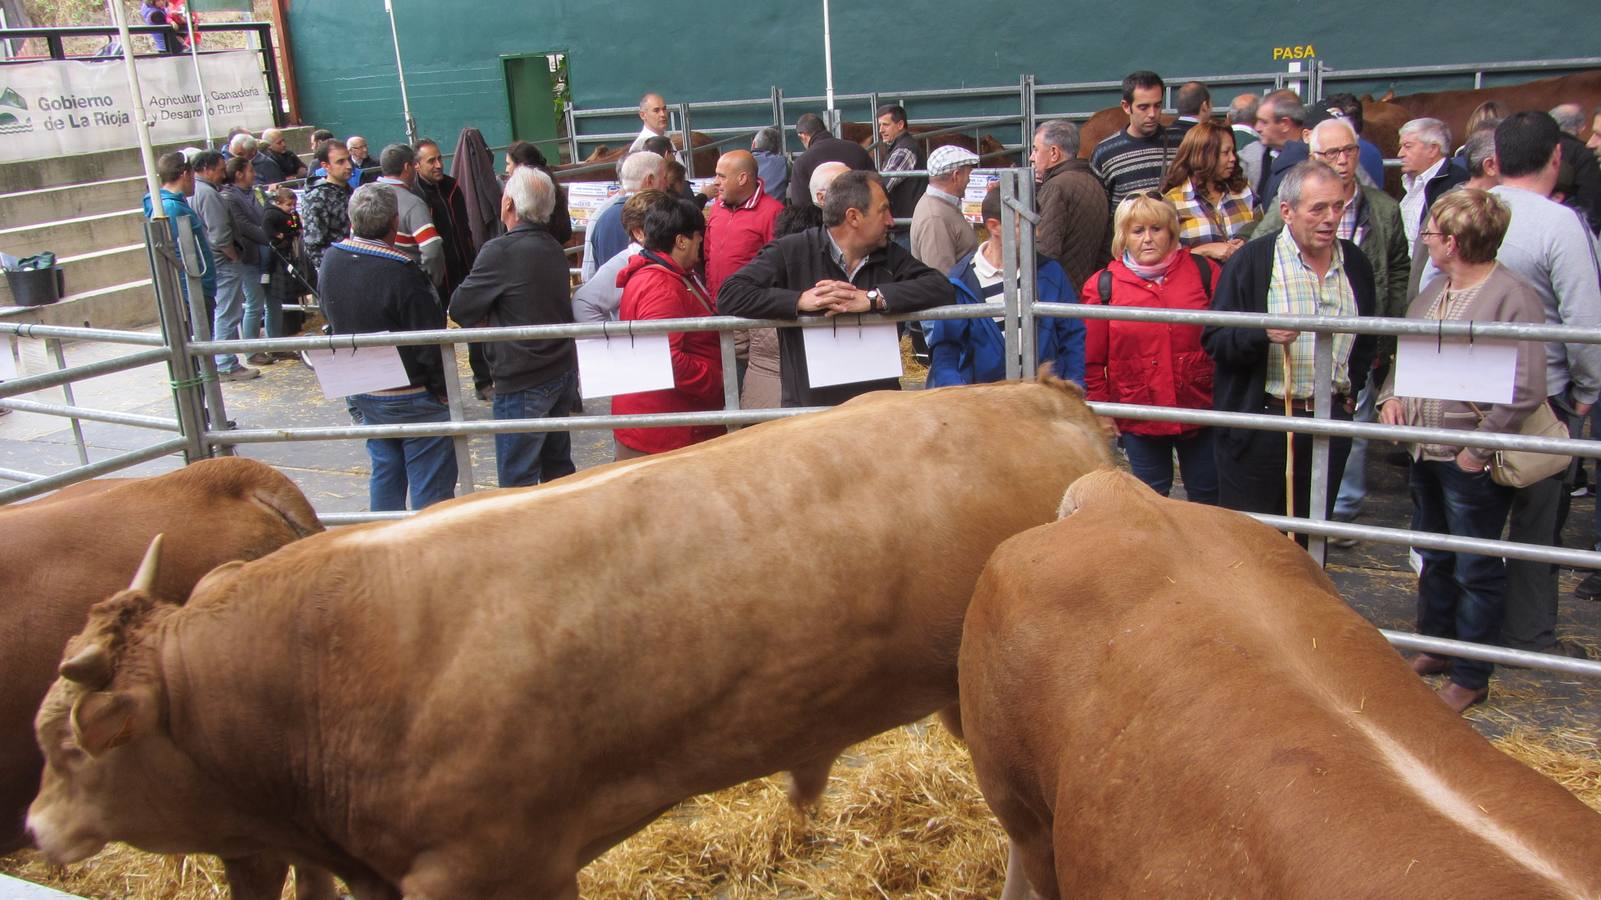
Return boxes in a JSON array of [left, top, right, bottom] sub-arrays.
[[1121, 247, 1183, 282]]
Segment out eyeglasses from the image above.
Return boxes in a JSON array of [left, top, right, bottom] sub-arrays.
[[1419, 230, 1449, 239], [1119, 189, 1168, 206], [1313, 145, 1360, 160]]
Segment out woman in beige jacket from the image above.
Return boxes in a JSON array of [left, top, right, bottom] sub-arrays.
[[1378, 188, 1548, 714]]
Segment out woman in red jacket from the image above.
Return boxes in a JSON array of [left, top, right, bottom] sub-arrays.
[[612, 196, 726, 458], [1082, 192, 1219, 504]]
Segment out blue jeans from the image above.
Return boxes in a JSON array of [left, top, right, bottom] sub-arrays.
[[1333, 381, 1378, 519], [349, 391, 458, 511], [1410, 459, 1515, 691], [212, 260, 257, 370], [491, 371, 578, 488], [241, 259, 282, 340], [1122, 429, 1219, 505]]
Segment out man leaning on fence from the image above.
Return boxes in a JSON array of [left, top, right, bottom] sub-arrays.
[[1202, 161, 1378, 542], [449, 167, 580, 489], [719, 170, 954, 408], [320, 184, 457, 512]]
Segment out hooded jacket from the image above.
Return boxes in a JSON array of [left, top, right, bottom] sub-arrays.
[[926, 250, 1085, 388], [612, 251, 726, 453]]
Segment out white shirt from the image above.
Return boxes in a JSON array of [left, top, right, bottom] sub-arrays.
[[973, 241, 1005, 323], [1400, 157, 1445, 253], [628, 125, 668, 153]]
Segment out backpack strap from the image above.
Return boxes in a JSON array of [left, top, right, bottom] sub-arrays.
[[1096, 268, 1112, 305], [1191, 252, 1213, 299]]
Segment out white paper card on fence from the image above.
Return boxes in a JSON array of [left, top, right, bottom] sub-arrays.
[[0, 338, 16, 380], [1393, 335, 1517, 404], [576, 334, 676, 400], [304, 342, 411, 400], [802, 319, 903, 388]]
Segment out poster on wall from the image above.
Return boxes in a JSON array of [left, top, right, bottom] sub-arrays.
[[0, 50, 273, 163]]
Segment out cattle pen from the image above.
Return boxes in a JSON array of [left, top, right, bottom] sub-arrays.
[[6, 55, 1601, 897]]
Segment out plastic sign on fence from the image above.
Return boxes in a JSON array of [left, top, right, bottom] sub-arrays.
[[575, 334, 675, 400], [566, 182, 622, 233], [963, 171, 1000, 224], [1393, 335, 1517, 404], [304, 342, 411, 400], [802, 319, 903, 388], [0, 51, 273, 163]]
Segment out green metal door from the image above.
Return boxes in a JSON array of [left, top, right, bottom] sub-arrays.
[[502, 53, 561, 160]]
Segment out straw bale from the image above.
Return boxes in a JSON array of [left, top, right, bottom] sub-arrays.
[[6, 722, 1598, 898]]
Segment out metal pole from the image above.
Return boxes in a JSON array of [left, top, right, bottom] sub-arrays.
[[1020, 74, 1035, 153], [821, 0, 837, 131], [1308, 330, 1334, 565], [678, 101, 694, 178], [439, 342, 474, 495], [1016, 170, 1038, 376], [775, 87, 789, 157], [564, 101, 579, 166], [175, 223, 229, 449], [999, 171, 1022, 381], [108, 0, 162, 209], [182, 12, 214, 149], [867, 91, 880, 157], [383, 0, 418, 146], [47, 339, 89, 465], [719, 331, 740, 430], [146, 219, 209, 463]]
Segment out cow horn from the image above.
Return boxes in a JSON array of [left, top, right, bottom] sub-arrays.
[[60, 643, 111, 687], [129, 533, 164, 594]]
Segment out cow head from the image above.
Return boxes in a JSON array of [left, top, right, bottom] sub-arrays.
[[27, 535, 191, 864]]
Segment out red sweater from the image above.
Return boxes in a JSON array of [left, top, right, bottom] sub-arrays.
[[703, 187, 782, 300], [1082, 254, 1216, 437], [612, 252, 726, 454]]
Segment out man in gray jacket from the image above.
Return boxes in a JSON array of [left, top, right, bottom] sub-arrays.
[[373, 143, 445, 291]]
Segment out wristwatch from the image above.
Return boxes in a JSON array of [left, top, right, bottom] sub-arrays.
[[866, 289, 883, 313]]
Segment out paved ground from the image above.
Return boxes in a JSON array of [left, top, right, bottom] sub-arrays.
[[5, 330, 1600, 744]]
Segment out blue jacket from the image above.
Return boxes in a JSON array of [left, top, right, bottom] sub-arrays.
[[143, 188, 217, 300], [924, 251, 1085, 388]]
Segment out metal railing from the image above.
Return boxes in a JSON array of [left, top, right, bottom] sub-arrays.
[[3, 166, 1600, 681]]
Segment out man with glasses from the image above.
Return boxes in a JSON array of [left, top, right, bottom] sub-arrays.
[[1257, 117, 1410, 541], [1203, 161, 1378, 541]]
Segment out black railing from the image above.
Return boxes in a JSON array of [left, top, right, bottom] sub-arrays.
[[0, 22, 284, 127]]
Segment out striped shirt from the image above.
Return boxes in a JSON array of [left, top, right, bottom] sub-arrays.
[[1265, 227, 1359, 399], [1090, 127, 1177, 207], [1163, 179, 1260, 248]]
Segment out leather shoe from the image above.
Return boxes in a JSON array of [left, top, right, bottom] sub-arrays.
[[1410, 652, 1449, 676], [1437, 682, 1489, 714]]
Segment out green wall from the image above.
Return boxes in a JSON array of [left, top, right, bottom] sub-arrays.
[[286, 0, 1597, 157]]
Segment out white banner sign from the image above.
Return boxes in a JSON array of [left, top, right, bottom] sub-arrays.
[[1393, 335, 1518, 405], [0, 50, 273, 163], [575, 334, 675, 400]]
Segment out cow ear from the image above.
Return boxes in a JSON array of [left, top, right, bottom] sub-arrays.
[[59, 643, 111, 688], [69, 691, 140, 757]]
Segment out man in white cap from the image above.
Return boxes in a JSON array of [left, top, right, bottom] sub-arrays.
[[911, 144, 981, 274]]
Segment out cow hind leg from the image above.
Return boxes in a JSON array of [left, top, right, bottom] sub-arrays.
[[219, 854, 289, 900], [293, 865, 341, 900], [1001, 837, 1058, 900], [786, 749, 843, 810], [937, 702, 965, 742]]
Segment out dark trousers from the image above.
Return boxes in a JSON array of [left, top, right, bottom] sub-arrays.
[[1411, 459, 1515, 691], [1122, 429, 1219, 505], [1217, 401, 1352, 546], [1502, 393, 1582, 652]]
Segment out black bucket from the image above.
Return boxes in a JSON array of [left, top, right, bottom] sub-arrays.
[[4, 267, 65, 307]]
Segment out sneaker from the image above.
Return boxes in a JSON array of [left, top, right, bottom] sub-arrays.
[[219, 366, 260, 382], [1571, 485, 1591, 498], [1328, 511, 1361, 549], [245, 352, 276, 366], [1575, 571, 1601, 600]]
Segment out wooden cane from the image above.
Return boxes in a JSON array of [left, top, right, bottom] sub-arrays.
[[1282, 342, 1296, 540]]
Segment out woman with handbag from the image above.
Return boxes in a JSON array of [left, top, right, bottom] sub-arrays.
[[611, 195, 725, 459], [1377, 189, 1550, 714]]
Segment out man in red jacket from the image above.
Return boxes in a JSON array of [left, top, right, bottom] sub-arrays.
[[704, 150, 783, 299]]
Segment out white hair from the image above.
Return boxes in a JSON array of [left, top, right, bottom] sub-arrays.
[[261, 128, 283, 143], [809, 161, 850, 206], [229, 133, 256, 155], [1399, 118, 1452, 156], [618, 150, 664, 191], [1308, 117, 1358, 152], [504, 166, 555, 224]]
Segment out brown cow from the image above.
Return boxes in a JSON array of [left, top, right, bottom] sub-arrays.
[[960, 469, 1601, 899], [838, 122, 1013, 164], [555, 131, 720, 183], [1374, 70, 1601, 151], [0, 458, 334, 900], [27, 376, 1111, 899]]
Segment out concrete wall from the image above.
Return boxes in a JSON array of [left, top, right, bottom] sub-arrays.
[[286, 0, 1597, 155]]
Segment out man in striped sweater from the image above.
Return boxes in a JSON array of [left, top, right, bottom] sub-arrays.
[[373, 143, 445, 291], [1090, 70, 1178, 209]]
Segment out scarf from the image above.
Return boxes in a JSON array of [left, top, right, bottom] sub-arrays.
[[1121, 247, 1182, 282]]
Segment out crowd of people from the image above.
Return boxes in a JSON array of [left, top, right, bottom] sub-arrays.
[[142, 77, 1601, 711]]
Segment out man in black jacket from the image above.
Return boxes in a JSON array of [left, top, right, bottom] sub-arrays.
[[416, 138, 494, 399], [1203, 161, 1377, 539], [877, 104, 925, 247], [787, 113, 876, 209], [448, 166, 579, 488], [320, 184, 457, 512], [719, 170, 954, 407]]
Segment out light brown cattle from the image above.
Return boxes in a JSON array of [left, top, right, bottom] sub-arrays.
[[1374, 70, 1601, 150], [960, 469, 1601, 899], [555, 131, 721, 184], [0, 458, 333, 899], [27, 376, 1111, 900]]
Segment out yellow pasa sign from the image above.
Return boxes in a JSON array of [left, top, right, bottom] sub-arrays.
[[1272, 45, 1317, 60]]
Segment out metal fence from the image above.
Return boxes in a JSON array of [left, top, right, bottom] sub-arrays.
[[3, 168, 1601, 681]]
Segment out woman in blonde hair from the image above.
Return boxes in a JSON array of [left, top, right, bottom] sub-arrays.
[[1378, 188, 1547, 714], [1082, 193, 1220, 504], [1160, 121, 1260, 262]]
